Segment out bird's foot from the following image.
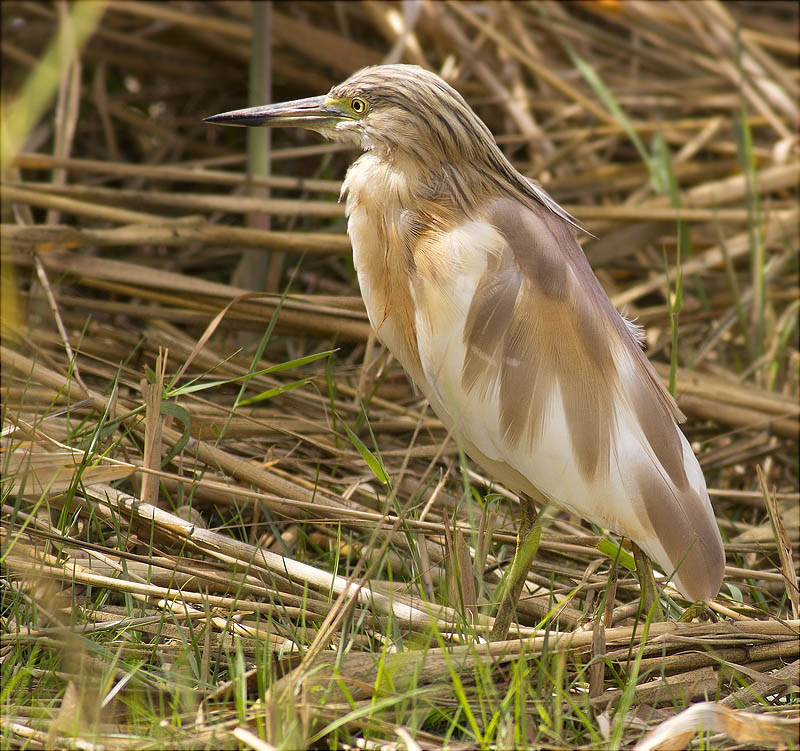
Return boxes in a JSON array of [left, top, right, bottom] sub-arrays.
[[678, 601, 716, 623]]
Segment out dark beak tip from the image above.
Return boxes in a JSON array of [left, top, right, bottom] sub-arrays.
[[203, 112, 255, 127], [203, 96, 334, 128]]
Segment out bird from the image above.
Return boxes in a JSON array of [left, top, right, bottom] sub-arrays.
[[205, 64, 725, 638]]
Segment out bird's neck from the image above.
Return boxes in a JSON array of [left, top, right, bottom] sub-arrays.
[[344, 150, 489, 225]]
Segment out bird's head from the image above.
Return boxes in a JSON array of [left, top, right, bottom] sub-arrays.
[[205, 64, 501, 168]]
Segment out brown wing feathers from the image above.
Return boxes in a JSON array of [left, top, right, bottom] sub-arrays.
[[463, 197, 620, 483], [458, 196, 724, 598]]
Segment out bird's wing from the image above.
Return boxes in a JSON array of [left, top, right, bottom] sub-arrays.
[[409, 196, 724, 601]]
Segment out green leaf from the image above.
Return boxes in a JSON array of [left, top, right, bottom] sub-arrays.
[[258, 349, 337, 374], [596, 539, 636, 572], [568, 49, 661, 190], [237, 378, 311, 407], [160, 402, 191, 467], [343, 423, 390, 485], [165, 349, 335, 399], [726, 582, 744, 603]]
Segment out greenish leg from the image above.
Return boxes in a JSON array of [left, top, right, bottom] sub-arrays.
[[490, 495, 541, 641], [632, 542, 665, 622]]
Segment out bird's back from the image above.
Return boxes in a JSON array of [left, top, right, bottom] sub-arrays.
[[344, 152, 725, 603]]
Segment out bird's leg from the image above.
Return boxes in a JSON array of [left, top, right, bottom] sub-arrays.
[[631, 542, 665, 622], [490, 494, 541, 641]]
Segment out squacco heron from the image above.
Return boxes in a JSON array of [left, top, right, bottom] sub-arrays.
[[206, 64, 725, 638]]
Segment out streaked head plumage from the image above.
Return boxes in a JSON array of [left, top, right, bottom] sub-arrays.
[[325, 65, 496, 160], [205, 64, 583, 225]]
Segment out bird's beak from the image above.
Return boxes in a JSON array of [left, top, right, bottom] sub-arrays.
[[204, 95, 343, 129]]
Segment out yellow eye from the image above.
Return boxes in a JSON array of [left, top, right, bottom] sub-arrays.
[[351, 97, 367, 114]]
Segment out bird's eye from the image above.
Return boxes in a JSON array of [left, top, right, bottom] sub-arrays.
[[351, 97, 367, 114]]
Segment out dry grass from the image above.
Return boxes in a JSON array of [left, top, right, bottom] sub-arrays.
[[1, 1, 798, 749]]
